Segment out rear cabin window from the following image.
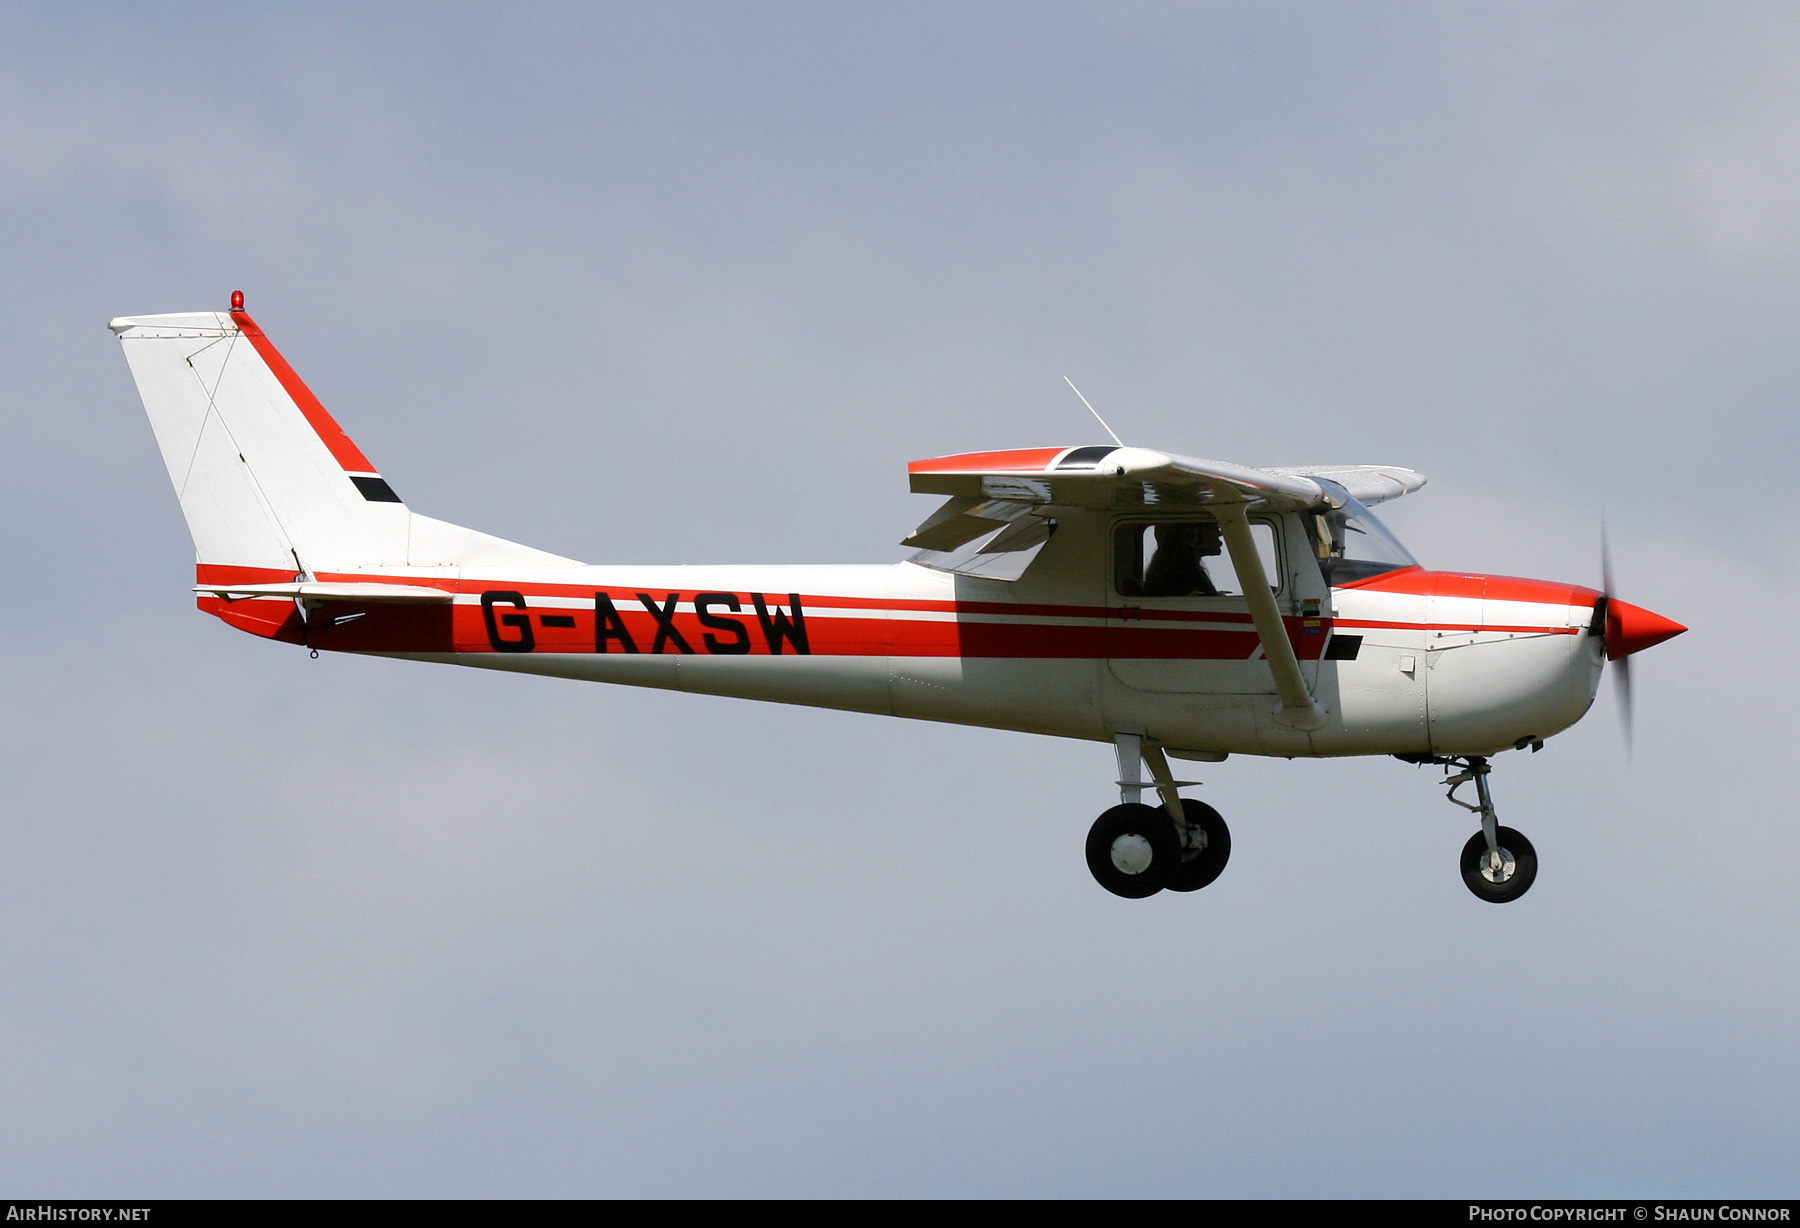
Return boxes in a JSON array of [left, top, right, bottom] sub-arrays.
[[1114, 519, 1280, 598]]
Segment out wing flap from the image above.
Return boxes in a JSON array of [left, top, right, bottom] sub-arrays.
[[904, 497, 1056, 581], [901, 496, 1038, 550]]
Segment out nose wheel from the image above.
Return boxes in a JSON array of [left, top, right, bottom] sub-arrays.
[[1405, 753, 1540, 903], [1460, 826, 1537, 903]]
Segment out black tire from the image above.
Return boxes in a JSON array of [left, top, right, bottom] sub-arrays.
[[1085, 803, 1181, 898], [1460, 826, 1538, 903], [1164, 799, 1231, 892]]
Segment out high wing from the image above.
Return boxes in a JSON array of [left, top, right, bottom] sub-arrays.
[[903, 444, 1427, 731], [902, 445, 1424, 574], [906, 445, 1424, 514]]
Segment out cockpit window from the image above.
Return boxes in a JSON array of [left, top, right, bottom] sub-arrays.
[[1303, 498, 1418, 586]]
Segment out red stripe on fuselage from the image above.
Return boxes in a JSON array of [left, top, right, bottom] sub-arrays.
[[195, 563, 300, 584], [1337, 565, 1600, 607], [194, 570, 1313, 660], [229, 310, 379, 475], [190, 567, 1588, 659], [194, 563, 305, 642]]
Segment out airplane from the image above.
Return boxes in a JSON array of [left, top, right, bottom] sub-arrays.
[[111, 293, 1686, 904]]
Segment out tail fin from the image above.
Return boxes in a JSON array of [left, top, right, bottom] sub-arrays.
[[111, 301, 575, 573]]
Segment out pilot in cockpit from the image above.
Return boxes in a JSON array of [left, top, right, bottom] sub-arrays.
[[1143, 521, 1227, 597]]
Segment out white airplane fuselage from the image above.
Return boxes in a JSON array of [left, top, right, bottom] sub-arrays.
[[198, 505, 1605, 761]]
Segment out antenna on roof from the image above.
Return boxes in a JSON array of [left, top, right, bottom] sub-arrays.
[[1063, 376, 1124, 447]]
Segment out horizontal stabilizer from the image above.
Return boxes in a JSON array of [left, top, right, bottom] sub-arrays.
[[194, 581, 454, 604]]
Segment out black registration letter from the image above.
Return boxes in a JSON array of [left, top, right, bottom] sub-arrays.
[[752, 593, 811, 655], [481, 590, 535, 652], [594, 593, 640, 653], [694, 592, 751, 654], [637, 593, 695, 654]]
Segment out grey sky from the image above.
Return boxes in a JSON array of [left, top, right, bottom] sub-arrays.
[[1, 2, 1793, 1196]]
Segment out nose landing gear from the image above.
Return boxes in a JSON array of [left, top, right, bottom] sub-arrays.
[[1434, 755, 1538, 903], [1086, 733, 1232, 899]]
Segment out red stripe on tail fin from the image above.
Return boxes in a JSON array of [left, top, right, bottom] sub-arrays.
[[230, 309, 377, 474]]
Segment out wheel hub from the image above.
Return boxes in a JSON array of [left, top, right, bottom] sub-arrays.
[[1109, 832, 1155, 876], [1478, 846, 1517, 884]]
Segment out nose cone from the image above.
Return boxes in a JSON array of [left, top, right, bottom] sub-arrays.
[[1605, 599, 1686, 660]]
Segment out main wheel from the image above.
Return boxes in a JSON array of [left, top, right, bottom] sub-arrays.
[[1460, 826, 1538, 903], [1164, 799, 1231, 892], [1085, 803, 1181, 898]]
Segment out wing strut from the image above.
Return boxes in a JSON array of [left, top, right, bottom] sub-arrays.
[[1214, 503, 1327, 731]]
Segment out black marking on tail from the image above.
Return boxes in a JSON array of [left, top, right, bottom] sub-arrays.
[[351, 475, 402, 503]]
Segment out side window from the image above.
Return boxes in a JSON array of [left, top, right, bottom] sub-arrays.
[[1114, 519, 1280, 598]]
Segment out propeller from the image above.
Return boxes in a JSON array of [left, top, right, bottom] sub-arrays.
[[1596, 518, 1687, 756], [1601, 521, 1632, 752]]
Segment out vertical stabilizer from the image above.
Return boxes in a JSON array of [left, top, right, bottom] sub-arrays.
[[111, 301, 575, 573]]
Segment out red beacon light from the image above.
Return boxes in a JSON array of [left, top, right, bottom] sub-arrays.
[[229, 289, 244, 311]]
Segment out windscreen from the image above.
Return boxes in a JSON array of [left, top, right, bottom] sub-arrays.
[[1304, 497, 1418, 586]]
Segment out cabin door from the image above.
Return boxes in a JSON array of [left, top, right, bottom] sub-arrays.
[[1104, 515, 1292, 695]]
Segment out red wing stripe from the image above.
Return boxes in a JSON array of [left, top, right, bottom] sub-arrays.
[[907, 447, 1069, 475]]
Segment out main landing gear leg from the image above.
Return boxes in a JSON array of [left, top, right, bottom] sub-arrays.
[[1440, 756, 1538, 904], [1113, 731, 1146, 807], [1085, 734, 1232, 899]]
